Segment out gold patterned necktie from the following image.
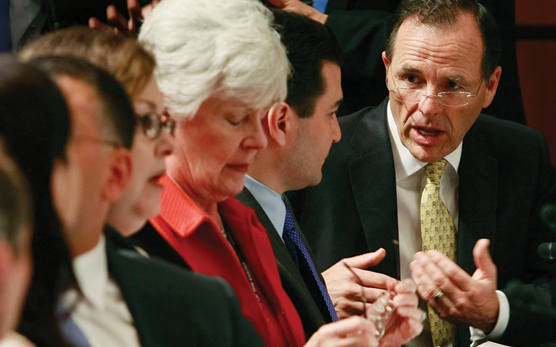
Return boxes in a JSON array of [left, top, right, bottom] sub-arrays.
[[420, 159, 457, 347]]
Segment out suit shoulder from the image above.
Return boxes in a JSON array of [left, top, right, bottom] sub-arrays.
[[474, 114, 544, 140], [470, 114, 548, 152], [339, 106, 378, 135], [113, 248, 235, 299]]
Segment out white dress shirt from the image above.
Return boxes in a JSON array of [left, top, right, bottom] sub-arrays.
[[244, 175, 287, 240], [386, 102, 509, 345], [62, 235, 141, 347]]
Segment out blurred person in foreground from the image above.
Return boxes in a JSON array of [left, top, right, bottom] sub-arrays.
[[21, 27, 176, 236], [28, 55, 261, 347], [0, 56, 73, 347], [0, 139, 34, 347]]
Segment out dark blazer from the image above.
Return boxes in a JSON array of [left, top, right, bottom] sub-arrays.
[[236, 188, 332, 339], [105, 227, 264, 347], [289, 99, 556, 347]]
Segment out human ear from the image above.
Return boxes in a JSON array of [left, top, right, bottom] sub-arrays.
[[382, 51, 390, 70], [266, 102, 292, 147], [482, 65, 502, 109], [101, 148, 133, 202]]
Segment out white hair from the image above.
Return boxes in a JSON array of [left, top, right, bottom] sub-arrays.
[[139, 0, 290, 120]]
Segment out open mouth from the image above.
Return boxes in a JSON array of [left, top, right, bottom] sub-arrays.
[[149, 172, 165, 183], [416, 127, 442, 136]]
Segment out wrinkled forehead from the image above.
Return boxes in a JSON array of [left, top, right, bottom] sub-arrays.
[[390, 14, 484, 78], [395, 13, 484, 53]]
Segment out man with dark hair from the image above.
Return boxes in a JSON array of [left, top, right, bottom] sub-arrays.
[[30, 56, 136, 149], [238, 10, 424, 345], [28, 56, 262, 347], [289, 0, 556, 346]]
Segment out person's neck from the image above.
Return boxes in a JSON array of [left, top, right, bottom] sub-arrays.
[[248, 150, 288, 195], [65, 207, 108, 258], [66, 224, 103, 258], [106, 204, 143, 237], [167, 167, 223, 230]]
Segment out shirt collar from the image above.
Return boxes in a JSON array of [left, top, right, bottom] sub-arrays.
[[244, 175, 286, 238], [72, 234, 108, 310], [386, 101, 463, 182], [157, 174, 213, 237]]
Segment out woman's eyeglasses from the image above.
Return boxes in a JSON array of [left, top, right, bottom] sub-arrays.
[[136, 112, 176, 139]]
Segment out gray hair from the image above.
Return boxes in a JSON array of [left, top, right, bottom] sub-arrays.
[[139, 0, 290, 120]]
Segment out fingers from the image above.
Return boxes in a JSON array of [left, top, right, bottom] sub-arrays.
[[107, 5, 129, 32], [472, 239, 497, 283], [305, 317, 379, 347], [89, 17, 111, 31], [342, 249, 387, 270], [395, 305, 425, 322], [334, 287, 388, 318], [141, 0, 160, 19], [127, 0, 142, 32], [411, 251, 469, 297], [392, 291, 418, 308], [393, 278, 416, 294]]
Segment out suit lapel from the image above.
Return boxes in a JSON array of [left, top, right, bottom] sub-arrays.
[[347, 101, 400, 278], [237, 188, 331, 330], [105, 227, 160, 347], [457, 120, 498, 275], [236, 189, 304, 283]]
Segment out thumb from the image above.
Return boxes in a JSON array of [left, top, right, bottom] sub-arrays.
[[344, 248, 387, 269], [473, 239, 497, 281]]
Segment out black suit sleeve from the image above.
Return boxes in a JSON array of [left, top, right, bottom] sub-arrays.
[[497, 131, 556, 347]]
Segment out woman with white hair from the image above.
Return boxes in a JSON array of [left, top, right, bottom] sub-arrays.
[[135, 1, 304, 345], [134, 0, 396, 346]]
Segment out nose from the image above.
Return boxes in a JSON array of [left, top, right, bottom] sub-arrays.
[[418, 91, 443, 117], [155, 129, 176, 157], [332, 116, 341, 143], [243, 112, 268, 150]]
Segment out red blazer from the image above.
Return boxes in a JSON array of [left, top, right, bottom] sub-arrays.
[[150, 175, 306, 347]]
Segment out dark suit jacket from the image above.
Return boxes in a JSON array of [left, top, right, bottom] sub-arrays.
[[289, 99, 556, 347], [236, 188, 332, 339], [104, 227, 264, 347]]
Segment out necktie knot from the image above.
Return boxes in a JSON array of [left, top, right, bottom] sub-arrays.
[[425, 159, 447, 183]]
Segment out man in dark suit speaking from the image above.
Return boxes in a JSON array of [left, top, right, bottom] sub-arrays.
[[289, 0, 556, 346]]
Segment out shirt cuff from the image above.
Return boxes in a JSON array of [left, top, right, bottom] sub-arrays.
[[469, 290, 509, 344]]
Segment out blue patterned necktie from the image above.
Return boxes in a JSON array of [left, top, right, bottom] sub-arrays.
[[0, 0, 11, 52], [283, 201, 338, 322], [57, 301, 92, 347]]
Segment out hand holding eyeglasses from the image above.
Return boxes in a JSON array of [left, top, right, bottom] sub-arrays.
[[375, 279, 425, 347], [343, 263, 424, 346], [322, 248, 398, 319]]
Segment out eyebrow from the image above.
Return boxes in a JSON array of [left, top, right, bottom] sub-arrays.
[[446, 75, 465, 83], [333, 98, 344, 109], [402, 65, 420, 73], [400, 66, 467, 84]]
